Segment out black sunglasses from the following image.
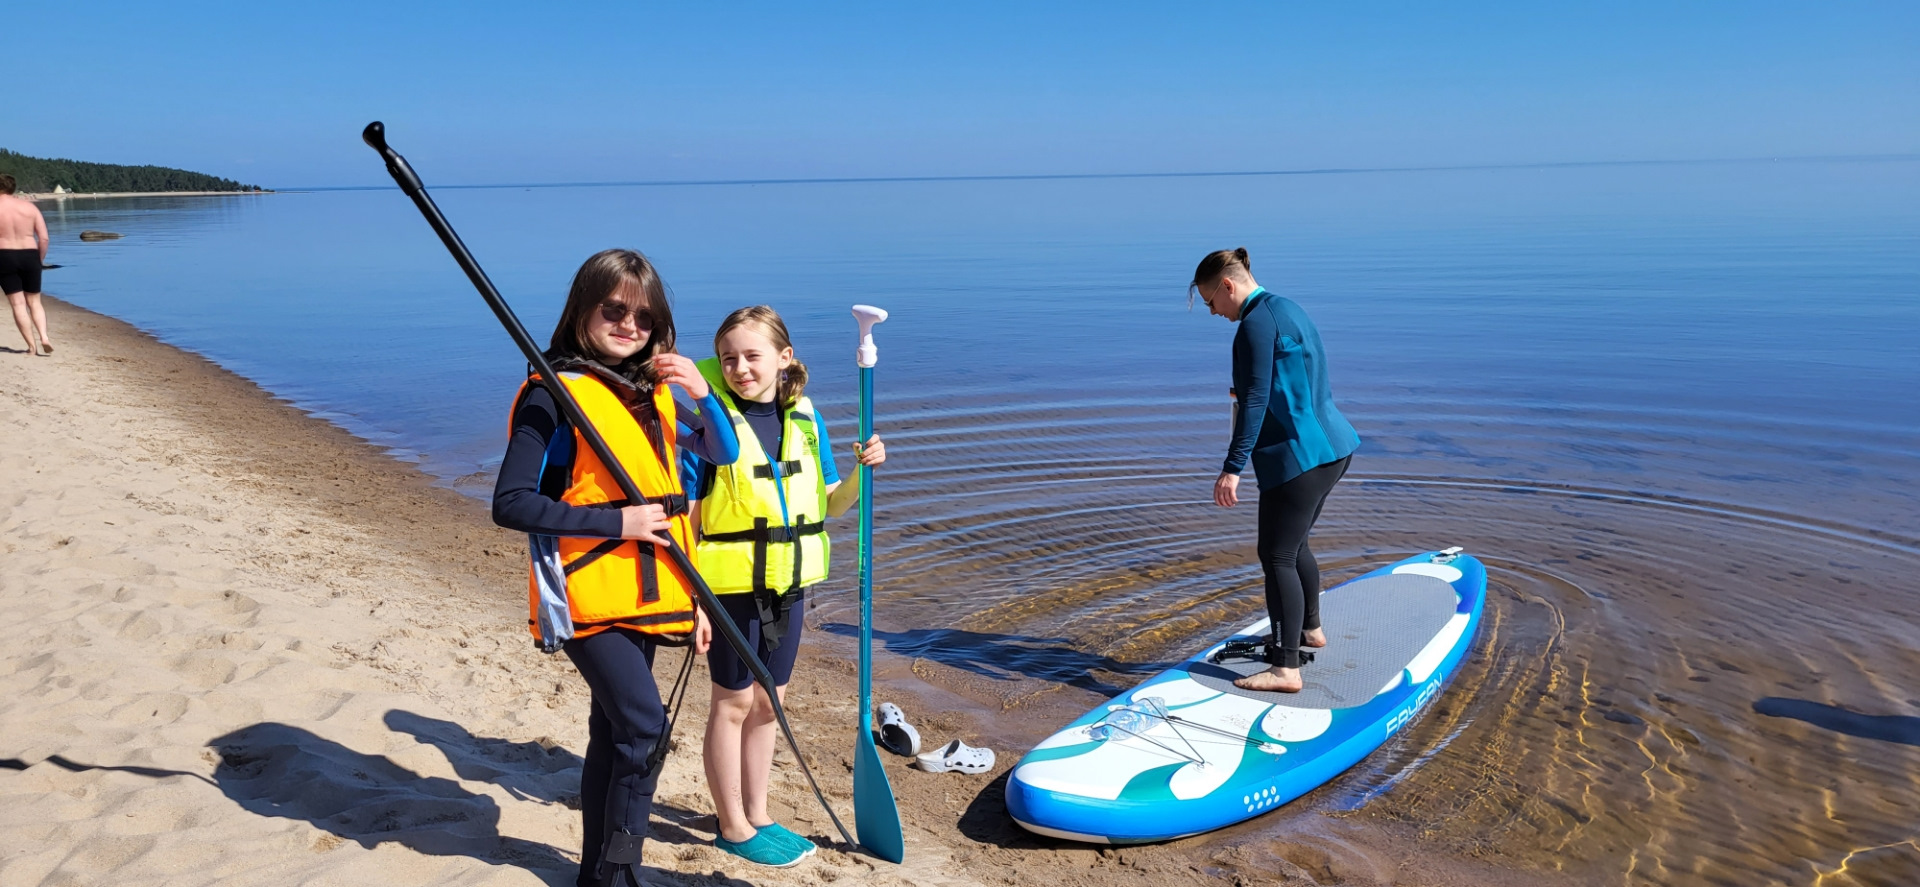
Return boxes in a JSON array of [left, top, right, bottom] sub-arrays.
[[597, 300, 655, 331]]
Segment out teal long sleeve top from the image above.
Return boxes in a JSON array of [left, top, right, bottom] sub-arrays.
[[1224, 288, 1360, 488]]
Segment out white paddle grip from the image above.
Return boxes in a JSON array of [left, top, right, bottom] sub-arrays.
[[853, 304, 889, 368]]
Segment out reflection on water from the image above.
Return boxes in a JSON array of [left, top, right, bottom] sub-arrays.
[[36, 159, 1920, 885]]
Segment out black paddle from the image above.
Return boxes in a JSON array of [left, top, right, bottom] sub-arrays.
[[40, 264, 61, 270], [360, 121, 856, 850]]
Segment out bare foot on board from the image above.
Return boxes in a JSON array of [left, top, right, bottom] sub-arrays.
[[1233, 666, 1303, 693], [1302, 627, 1327, 648]]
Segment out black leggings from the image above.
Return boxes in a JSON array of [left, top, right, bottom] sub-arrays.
[[1256, 456, 1350, 668], [563, 628, 665, 887]]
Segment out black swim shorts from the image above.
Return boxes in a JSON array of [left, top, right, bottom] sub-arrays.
[[0, 249, 41, 295]]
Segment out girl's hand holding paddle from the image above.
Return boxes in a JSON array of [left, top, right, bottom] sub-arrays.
[[854, 433, 886, 467], [619, 502, 675, 546], [1213, 472, 1240, 508], [650, 353, 710, 399]]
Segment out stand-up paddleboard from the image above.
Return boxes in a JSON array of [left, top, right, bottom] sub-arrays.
[[1006, 549, 1486, 843]]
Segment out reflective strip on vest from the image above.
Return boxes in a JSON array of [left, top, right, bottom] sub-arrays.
[[693, 357, 830, 596], [511, 372, 698, 651]]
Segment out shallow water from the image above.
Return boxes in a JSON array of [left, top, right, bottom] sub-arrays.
[[36, 158, 1920, 884]]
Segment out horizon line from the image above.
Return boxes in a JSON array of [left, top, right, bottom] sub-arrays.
[[286, 151, 1920, 193]]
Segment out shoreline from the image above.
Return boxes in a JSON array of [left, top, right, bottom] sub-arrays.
[[25, 190, 270, 201], [0, 297, 1551, 887]]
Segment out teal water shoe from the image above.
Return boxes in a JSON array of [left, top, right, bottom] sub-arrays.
[[760, 822, 818, 857], [715, 828, 808, 868]]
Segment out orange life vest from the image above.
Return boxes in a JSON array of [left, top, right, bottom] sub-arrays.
[[512, 371, 698, 651]]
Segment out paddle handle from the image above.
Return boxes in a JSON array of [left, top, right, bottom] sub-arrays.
[[853, 304, 887, 368]]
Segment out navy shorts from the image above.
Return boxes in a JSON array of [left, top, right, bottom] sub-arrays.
[[706, 588, 805, 691]]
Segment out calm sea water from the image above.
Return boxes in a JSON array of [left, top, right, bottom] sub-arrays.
[[35, 159, 1920, 884]]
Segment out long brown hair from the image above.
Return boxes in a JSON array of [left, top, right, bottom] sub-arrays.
[[1187, 247, 1253, 308], [713, 305, 809, 408], [546, 248, 677, 382]]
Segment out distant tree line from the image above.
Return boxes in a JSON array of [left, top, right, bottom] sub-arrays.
[[0, 148, 264, 193]]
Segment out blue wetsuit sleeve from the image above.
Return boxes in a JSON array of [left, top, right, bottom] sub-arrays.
[[1225, 307, 1275, 475], [815, 408, 841, 486], [492, 385, 624, 538], [675, 389, 740, 467]]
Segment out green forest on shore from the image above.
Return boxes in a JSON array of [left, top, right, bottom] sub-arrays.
[[0, 148, 263, 193]]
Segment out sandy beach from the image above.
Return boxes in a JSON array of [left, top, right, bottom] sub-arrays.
[[1, 298, 1444, 887]]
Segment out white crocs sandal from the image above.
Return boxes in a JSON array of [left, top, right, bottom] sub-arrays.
[[875, 702, 920, 757], [915, 739, 995, 774]]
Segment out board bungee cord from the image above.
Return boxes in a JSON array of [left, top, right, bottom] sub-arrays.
[[360, 121, 856, 851]]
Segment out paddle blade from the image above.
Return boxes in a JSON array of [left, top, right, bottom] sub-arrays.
[[853, 732, 905, 862]]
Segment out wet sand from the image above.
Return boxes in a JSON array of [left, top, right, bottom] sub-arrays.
[[4, 297, 1916, 886]]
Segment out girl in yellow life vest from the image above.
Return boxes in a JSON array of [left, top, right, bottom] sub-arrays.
[[691, 305, 885, 867], [491, 249, 739, 887]]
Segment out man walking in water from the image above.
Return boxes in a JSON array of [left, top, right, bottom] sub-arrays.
[[0, 174, 54, 356]]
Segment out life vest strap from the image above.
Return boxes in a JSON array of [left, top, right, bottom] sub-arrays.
[[560, 535, 666, 603], [701, 520, 826, 545], [564, 538, 625, 576], [598, 493, 689, 516], [752, 460, 807, 480], [526, 605, 697, 644]]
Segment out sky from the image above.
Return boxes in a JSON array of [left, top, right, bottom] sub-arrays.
[[16, 1, 1920, 188]]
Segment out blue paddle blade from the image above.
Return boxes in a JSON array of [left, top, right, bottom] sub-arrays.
[[854, 730, 905, 862]]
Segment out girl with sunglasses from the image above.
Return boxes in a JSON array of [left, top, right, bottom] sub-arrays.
[[492, 249, 738, 887]]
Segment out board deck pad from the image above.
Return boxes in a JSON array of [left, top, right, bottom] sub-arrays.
[[1184, 572, 1459, 707]]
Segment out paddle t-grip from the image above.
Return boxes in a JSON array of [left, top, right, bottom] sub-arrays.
[[852, 305, 888, 368], [361, 121, 424, 194]]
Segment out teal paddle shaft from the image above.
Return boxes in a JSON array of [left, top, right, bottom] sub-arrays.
[[859, 364, 875, 714], [851, 305, 904, 863]]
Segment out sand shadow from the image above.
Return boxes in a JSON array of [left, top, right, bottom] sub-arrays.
[[955, 770, 1055, 849], [379, 709, 718, 851], [818, 624, 1171, 696], [383, 710, 584, 806], [209, 722, 576, 883], [1754, 697, 1920, 746], [0, 754, 214, 785]]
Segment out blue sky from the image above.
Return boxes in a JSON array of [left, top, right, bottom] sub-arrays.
[[19, 2, 1919, 187]]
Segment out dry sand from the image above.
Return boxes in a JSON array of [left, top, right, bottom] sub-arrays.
[[0, 299, 1340, 886]]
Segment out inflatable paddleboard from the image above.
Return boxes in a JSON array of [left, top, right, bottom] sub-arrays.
[[1006, 548, 1486, 843]]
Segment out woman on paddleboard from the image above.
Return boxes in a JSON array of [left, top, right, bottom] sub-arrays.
[[1192, 247, 1359, 693], [492, 249, 739, 887], [689, 305, 885, 867]]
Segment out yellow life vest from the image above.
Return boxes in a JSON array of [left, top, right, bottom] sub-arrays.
[[694, 357, 830, 596], [511, 370, 698, 652]]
